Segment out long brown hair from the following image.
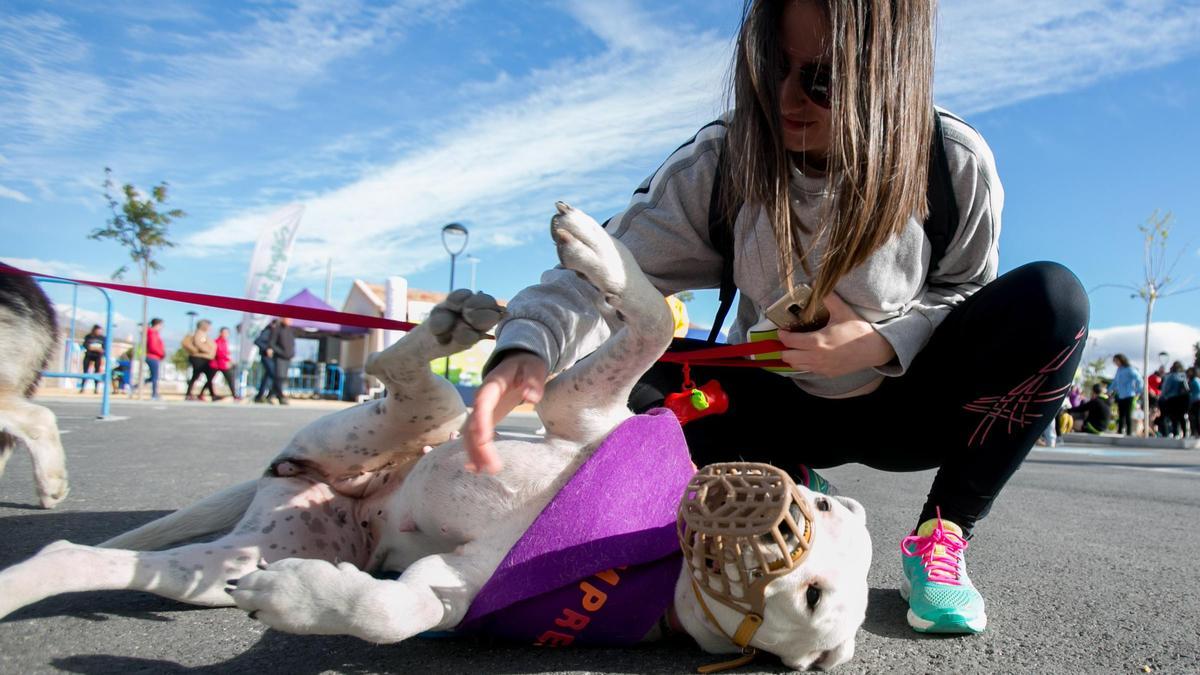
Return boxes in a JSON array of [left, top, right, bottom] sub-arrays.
[[725, 0, 936, 320]]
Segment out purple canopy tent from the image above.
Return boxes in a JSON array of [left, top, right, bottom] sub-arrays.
[[278, 289, 369, 337], [267, 290, 369, 399]]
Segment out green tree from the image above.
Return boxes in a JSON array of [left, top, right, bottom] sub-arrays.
[[170, 347, 190, 374], [1092, 210, 1197, 433], [89, 168, 184, 399]]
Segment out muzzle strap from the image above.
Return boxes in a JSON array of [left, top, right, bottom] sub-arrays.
[[690, 578, 762, 674]]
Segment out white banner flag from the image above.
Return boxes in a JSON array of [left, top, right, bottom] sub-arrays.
[[238, 204, 305, 364]]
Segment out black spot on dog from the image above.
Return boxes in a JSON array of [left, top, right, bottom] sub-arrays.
[[285, 516, 294, 522], [346, 433, 359, 441], [261, 521, 276, 535], [236, 555, 251, 563], [270, 544, 278, 550]]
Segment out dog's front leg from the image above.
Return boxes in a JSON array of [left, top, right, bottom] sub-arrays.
[[232, 541, 503, 643], [268, 290, 503, 488], [0, 398, 69, 508]]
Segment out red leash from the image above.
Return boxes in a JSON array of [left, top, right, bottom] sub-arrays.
[[3, 262, 786, 363], [1, 262, 421, 333], [658, 339, 789, 368]]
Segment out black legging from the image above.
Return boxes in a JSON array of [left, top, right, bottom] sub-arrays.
[[187, 356, 215, 397], [80, 352, 103, 392], [630, 261, 1088, 536], [1115, 396, 1135, 435]]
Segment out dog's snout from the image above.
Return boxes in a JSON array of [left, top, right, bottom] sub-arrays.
[[555, 201, 571, 215]]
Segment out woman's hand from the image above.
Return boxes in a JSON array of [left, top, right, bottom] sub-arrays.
[[776, 293, 896, 378], [463, 351, 548, 474]]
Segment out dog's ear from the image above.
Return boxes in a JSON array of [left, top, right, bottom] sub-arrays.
[[781, 636, 855, 672]]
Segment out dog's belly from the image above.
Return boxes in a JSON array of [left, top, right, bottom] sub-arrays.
[[238, 476, 375, 569], [364, 436, 587, 572]]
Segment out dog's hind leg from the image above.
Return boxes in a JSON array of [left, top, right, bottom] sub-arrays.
[[0, 397, 68, 508], [100, 479, 259, 550], [269, 291, 503, 493], [0, 477, 369, 620], [535, 202, 675, 444]]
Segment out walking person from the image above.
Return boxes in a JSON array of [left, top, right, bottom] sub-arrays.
[[253, 320, 279, 403], [144, 318, 165, 400], [1187, 367, 1200, 438], [1160, 361, 1189, 438], [268, 317, 296, 405], [183, 319, 217, 401], [467, 0, 1088, 636], [1148, 366, 1165, 436], [78, 324, 105, 393], [1109, 354, 1142, 436], [211, 327, 241, 401]]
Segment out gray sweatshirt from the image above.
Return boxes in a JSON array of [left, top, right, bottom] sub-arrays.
[[493, 109, 1002, 398]]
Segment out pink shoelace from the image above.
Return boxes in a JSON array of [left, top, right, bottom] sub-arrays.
[[900, 508, 968, 586]]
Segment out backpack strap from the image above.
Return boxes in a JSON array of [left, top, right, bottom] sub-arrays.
[[706, 138, 738, 344], [924, 111, 960, 278], [705, 111, 959, 343]]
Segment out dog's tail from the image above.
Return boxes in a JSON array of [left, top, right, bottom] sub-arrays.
[[99, 479, 258, 550]]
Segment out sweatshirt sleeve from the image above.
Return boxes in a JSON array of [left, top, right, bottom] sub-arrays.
[[872, 119, 1003, 376], [490, 122, 730, 375]]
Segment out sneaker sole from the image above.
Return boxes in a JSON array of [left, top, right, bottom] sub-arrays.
[[899, 577, 987, 634]]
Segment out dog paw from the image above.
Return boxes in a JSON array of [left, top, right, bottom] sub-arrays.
[[231, 558, 378, 638], [551, 202, 627, 303], [424, 290, 503, 347], [38, 477, 69, 509]]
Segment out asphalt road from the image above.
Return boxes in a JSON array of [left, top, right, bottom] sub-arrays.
[[1, 398, 1198, 674]]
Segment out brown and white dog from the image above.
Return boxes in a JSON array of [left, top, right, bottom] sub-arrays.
[[0, 205, 871, 670], [0, 273, 69, 509]]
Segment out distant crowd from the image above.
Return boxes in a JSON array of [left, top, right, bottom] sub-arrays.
[[1054, 353, 1200, 441], [74, 317, 298, 404]]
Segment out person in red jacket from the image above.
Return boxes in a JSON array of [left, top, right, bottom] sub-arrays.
[[144, 318, 166, 400], [212, 327, 241, 401], [1148, 366, 1165, 436]]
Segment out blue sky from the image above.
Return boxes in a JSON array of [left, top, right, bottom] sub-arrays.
[[2, 0, 1199, 366]]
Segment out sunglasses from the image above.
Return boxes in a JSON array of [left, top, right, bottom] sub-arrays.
[[782, 62, 833, 109]]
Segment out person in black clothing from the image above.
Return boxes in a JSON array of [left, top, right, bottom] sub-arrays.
[[268, 317, 296, 405], [1069, 383, 1112, 434], [253, 319, 278, 403], [78, 325, 105, 393]]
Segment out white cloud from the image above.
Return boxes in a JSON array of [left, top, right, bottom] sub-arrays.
[[0, 184, 30, 202], [182, 7, 731, 281], [936, 1, 1200, 114], [1083, 322, 1200, 376], [0, 256, 105, 281]]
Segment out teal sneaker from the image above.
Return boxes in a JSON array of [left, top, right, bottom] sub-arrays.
[[796, 465, 837, 495], [898, 510, 987, 634]]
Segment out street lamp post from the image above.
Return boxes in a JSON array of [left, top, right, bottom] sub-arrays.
[[441, 223, 469, 379], [186, 310, 198, 334], [465, 255, 480, 292]]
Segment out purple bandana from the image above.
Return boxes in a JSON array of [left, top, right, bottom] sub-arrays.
[[457, 409, 695, 646]]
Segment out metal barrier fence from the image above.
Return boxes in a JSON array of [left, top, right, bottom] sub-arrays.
[[243, 361, 345, 400], [36, 277, 112, 418]]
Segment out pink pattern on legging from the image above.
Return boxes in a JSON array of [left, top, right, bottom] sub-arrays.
[[962, 326, 1087, 447]]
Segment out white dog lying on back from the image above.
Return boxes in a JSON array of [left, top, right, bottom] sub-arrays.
[[0, 204, 871, 670]]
